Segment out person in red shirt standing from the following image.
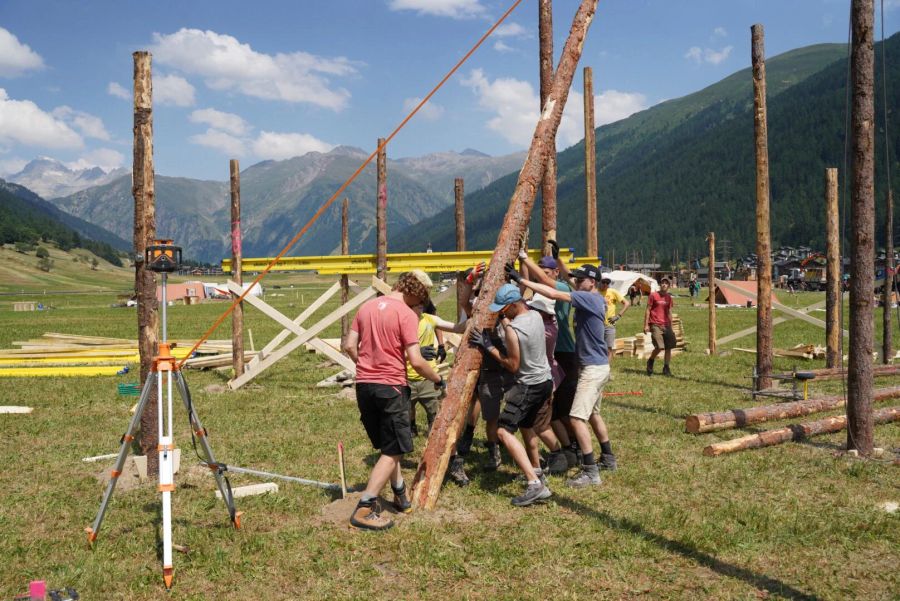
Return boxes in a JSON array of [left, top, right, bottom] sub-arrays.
[[342, 271, 445, 530], [644, 277, 676, 376]]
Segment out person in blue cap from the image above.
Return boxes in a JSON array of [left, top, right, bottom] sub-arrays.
[[469, 283, 554, 506]]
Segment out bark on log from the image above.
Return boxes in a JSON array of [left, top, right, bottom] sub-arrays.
[[708, 232, 716, 355], [752, 24, 774, 390], [230, 159, 244, 378], [376, 138, 387, 282], [847, 0, 876, 454], [686, 385, 900, 434], [583, 66, 598, 258], [703, 406, 899, 456], [411, 0, 598, 510], [825, 167, 841, 368], [454, 178, 467, 320], [808, 364, 900, 380], [539, 0, 557, 254], [340, 198, 350, 345], [883, 190, 893, 363], [133, 51, 159, 475]]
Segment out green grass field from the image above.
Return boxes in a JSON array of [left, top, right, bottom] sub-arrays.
[[0, 270, 897, 600]]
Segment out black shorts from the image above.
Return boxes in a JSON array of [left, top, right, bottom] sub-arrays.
[[499, 380, 553, 434], [476, 369, 516, 422], [356, 383, 413, 456], [552, 352, 578, 421]]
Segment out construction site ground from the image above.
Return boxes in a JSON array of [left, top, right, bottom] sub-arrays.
[[0, 276, 897, 600]]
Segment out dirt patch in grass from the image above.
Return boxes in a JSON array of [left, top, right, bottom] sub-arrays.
[[94, 458, 147, 492]]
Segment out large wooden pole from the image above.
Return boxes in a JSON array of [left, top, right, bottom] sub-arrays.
[[340, 198, 350, 345], [133, 51, 159, 475], [751, 24, 773, 390], [883, 190, 893, 363], [825, 168, 841, 368], [847, 0, 876, 454], [708, 232, 717, 355], [583, 66, 598, 258], [411, 0, 598, 510], [376, 137, 387, 282], [539, 0, 557, 254], [230, 159, 245, 379], [455, 178, 467, 320]]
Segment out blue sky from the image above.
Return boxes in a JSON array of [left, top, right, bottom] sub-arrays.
[[0, 0, 898, 182]]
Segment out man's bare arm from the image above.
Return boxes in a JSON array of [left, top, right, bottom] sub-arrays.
[[343, 329, 360, 363]]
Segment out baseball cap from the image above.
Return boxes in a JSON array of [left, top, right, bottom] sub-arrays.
[[600, 277, 612, 284], [489, 283, 523, 312], [537, 256, 558, 269], [527, 293, 555, 314], [571, 264, 600, 281]]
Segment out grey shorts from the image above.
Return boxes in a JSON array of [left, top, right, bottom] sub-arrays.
[[477, 369, 515, 422], [604, 325, 616, 351], [650, 324, 676, 350]]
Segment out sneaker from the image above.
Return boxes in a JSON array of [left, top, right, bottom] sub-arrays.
[[547, 450, 569, 475], [662, 365, 673, 377], [447, 456, 470, 486], [646, 359, 655, 376], [350, 501, 394, 531], [598, 453, 618, 471], [566, 465, 602, 488], [511, 481, 552, 507], [456, 427, 475, 456], [486, 443, 502, 471], [562, 448, 579, 470], [391, 484, 412, 513], [515, 469, 548, 487]]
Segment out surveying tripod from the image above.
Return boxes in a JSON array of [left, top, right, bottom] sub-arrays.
[[85, 240, 240, 589]]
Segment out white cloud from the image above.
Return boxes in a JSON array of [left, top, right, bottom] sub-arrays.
[[51, 106, 110, 140], [154, 73, 196, 106], [189, 108, 250, 136], [66, 148, 125, 171], [150, 29, 356, 110], [388, 0, 485, 18], [0, 157, 27, 176], [251, 131, 334, 160], [403, 96, 444, 120], [0, 28, 44, 77], [460, 69, 648, 148], [685, 45, 733, 65], [493, 41, 515, 53], [494, 22, 528, 38], [189, 128, 246, 157], [713, 27, 728, 38], [107, 82, 129, 100], [0, 89, 82, 149]]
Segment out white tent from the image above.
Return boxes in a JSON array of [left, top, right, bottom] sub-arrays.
[[604, 270, 659, 297]]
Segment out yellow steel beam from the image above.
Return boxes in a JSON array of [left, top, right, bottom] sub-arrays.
[[223, 249, 576, 275], [0, 366, 126, 378]]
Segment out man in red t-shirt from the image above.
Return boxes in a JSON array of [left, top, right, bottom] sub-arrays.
[[343, 271, 444, 530], [643, 277, 676, 376]]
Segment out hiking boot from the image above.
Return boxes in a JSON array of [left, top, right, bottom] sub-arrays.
[[447, 456, 470, 486], [547, 450, 569, 475], [350, 501, 394, 531], [598, 453, 618, 471], [410, 421, 420, 437], [511, 481, 552, 507], [391, 484, 412, 513], [456, 427, 475, 456], [562, 448, 579, 470], [515, 469, 548, 487], [566, 465, 602, 488], [662, 365, 673, 377], [486, 443, 502, 471], [646, 359, 655, 376]]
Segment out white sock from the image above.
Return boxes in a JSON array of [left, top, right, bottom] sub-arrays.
[[392, 477, 405, 491], [528, 479, 541, 486]]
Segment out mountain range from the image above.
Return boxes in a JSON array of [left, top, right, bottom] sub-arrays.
[[7, 157, 128, 199]]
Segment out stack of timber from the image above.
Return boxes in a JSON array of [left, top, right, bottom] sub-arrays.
[[732, 343, 825, 360], [614, 315, 687, 359], [0, 332, 245, 376]]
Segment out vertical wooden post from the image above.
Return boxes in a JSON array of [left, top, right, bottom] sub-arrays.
[[825, 168, 841, 368], [751, 24, 773, 390], [454, 178, 467, 320], [584, 66, 598, 258], [847, 0, 875, 454], [340, 198, 350, 345], [230, 159, 244, 378], [708, 232, 717, 355], [883, 190, 893, 363], [539, 0, 557, 253], [133, 51, 159, 475], [376, 138, 387, 282], [411, 0, 598, 510]]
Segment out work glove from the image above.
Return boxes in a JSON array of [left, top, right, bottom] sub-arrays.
[[504, 262, 522, 284], [609, 315, 621, 324], [437, 344, 447, 363], [465, 261, 487, 284], [518, 248, 528, 261], [469, 328, 495, 353], [435, 377, 447, 392], [548, 239, 560, 260], [421, 345, 438, 361]]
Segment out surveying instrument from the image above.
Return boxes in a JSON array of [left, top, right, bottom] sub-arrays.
[[85, 239, 240, 589]]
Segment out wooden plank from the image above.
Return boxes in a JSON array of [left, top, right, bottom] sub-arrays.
[[229, 281, 377, 390], [0, 406, 33, 414], [215, 482, 278, 499]]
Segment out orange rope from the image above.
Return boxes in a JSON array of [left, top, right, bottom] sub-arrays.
[[177, 0, 523, 369]]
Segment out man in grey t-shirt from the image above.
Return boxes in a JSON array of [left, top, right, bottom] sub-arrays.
[[469, 283, 553, 507]]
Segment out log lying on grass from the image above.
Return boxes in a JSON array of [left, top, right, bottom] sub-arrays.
[[686, 386, 900, 433], [703, 406, 900, 456], [806, 364, 900, 381]]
